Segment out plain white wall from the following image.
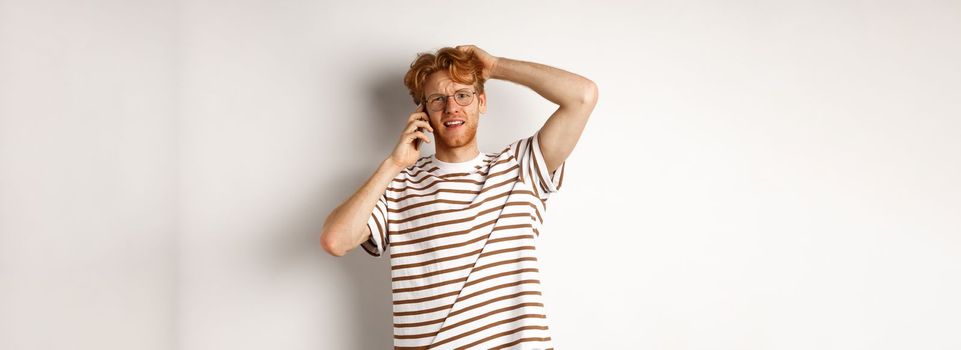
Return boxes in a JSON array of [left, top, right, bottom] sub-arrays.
[[0, 0, 178, 349], [2, 0, 960, 349]]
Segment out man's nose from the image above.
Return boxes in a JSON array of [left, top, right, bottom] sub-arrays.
[[444, 96, 461, 114]]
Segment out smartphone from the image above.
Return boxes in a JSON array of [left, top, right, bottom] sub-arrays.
[[414, 103, 427, 150]]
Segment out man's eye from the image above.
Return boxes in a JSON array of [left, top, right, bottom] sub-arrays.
[[429, 97, 442, 102], [456, 93, 469, 98]]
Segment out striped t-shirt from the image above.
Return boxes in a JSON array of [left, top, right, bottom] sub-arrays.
[[362, 131, 566, 350]]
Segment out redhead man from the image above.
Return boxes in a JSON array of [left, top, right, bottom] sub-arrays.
[[321, 44, 597, 349]]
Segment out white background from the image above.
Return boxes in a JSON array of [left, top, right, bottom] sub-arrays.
[[1, 0, 959, 349]]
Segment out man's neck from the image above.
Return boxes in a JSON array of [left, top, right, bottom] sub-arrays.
[[434, 145, 480, 163]]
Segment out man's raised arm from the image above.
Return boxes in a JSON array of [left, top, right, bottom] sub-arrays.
[[456, 45, 599, 173], [320, 104, 434, 257]]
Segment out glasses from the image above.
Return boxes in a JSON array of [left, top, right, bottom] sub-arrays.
[[424, 89, 477, 112]]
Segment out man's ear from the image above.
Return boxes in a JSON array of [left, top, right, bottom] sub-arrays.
[[479, 93, 487, 114]]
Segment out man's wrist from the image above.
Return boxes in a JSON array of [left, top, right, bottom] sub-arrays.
[[381, 158, 405, 175], [490, 57, 508, 80]]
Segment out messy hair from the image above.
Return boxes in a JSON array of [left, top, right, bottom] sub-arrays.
[[403, 47, 486, 105]]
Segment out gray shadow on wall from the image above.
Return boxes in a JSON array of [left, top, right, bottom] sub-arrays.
[[311, 65, 416, 349], [328, 66, 418, 349], [271, 170, 393, 349], [253, 61, 407, 347], [369, 64, 433, 154], [336, 244, 395, 350], [261, 68, 415, 349]]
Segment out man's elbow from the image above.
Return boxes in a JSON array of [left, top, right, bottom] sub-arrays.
[[320, 231, 349, 257], [581, 80, 598, 106]]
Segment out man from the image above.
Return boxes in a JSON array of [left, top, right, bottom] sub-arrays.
[[321, 44, 597, 349]]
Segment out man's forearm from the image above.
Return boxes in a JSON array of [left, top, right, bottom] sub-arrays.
[[491, 57, 596, 107], [320, 158, 403, 256]]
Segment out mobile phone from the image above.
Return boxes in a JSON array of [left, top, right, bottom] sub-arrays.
[[414, 103, 428, 149]]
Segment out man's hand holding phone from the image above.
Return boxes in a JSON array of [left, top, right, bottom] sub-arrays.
[[388, 103, 433, 170]]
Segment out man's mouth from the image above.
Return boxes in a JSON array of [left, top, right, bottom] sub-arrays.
[[443, 120, 466, 129]]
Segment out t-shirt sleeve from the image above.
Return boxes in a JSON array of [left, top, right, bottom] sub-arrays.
[[359, 192, 390, 257], [507, 130, 567, 202]]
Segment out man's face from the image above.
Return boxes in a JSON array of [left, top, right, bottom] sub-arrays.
[[422, 71, 486, 149]]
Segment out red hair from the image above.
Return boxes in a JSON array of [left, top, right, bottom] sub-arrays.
[[403, 47, 486, 105]]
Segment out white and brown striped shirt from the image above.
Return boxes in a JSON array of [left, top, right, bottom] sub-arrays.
[[362, 131, 566, 350]]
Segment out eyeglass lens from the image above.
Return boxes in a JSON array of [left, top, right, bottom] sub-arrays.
[[426, 89, 474, 111]]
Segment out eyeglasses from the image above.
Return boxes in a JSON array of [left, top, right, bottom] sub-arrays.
[[424, 89, 477, 112]]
